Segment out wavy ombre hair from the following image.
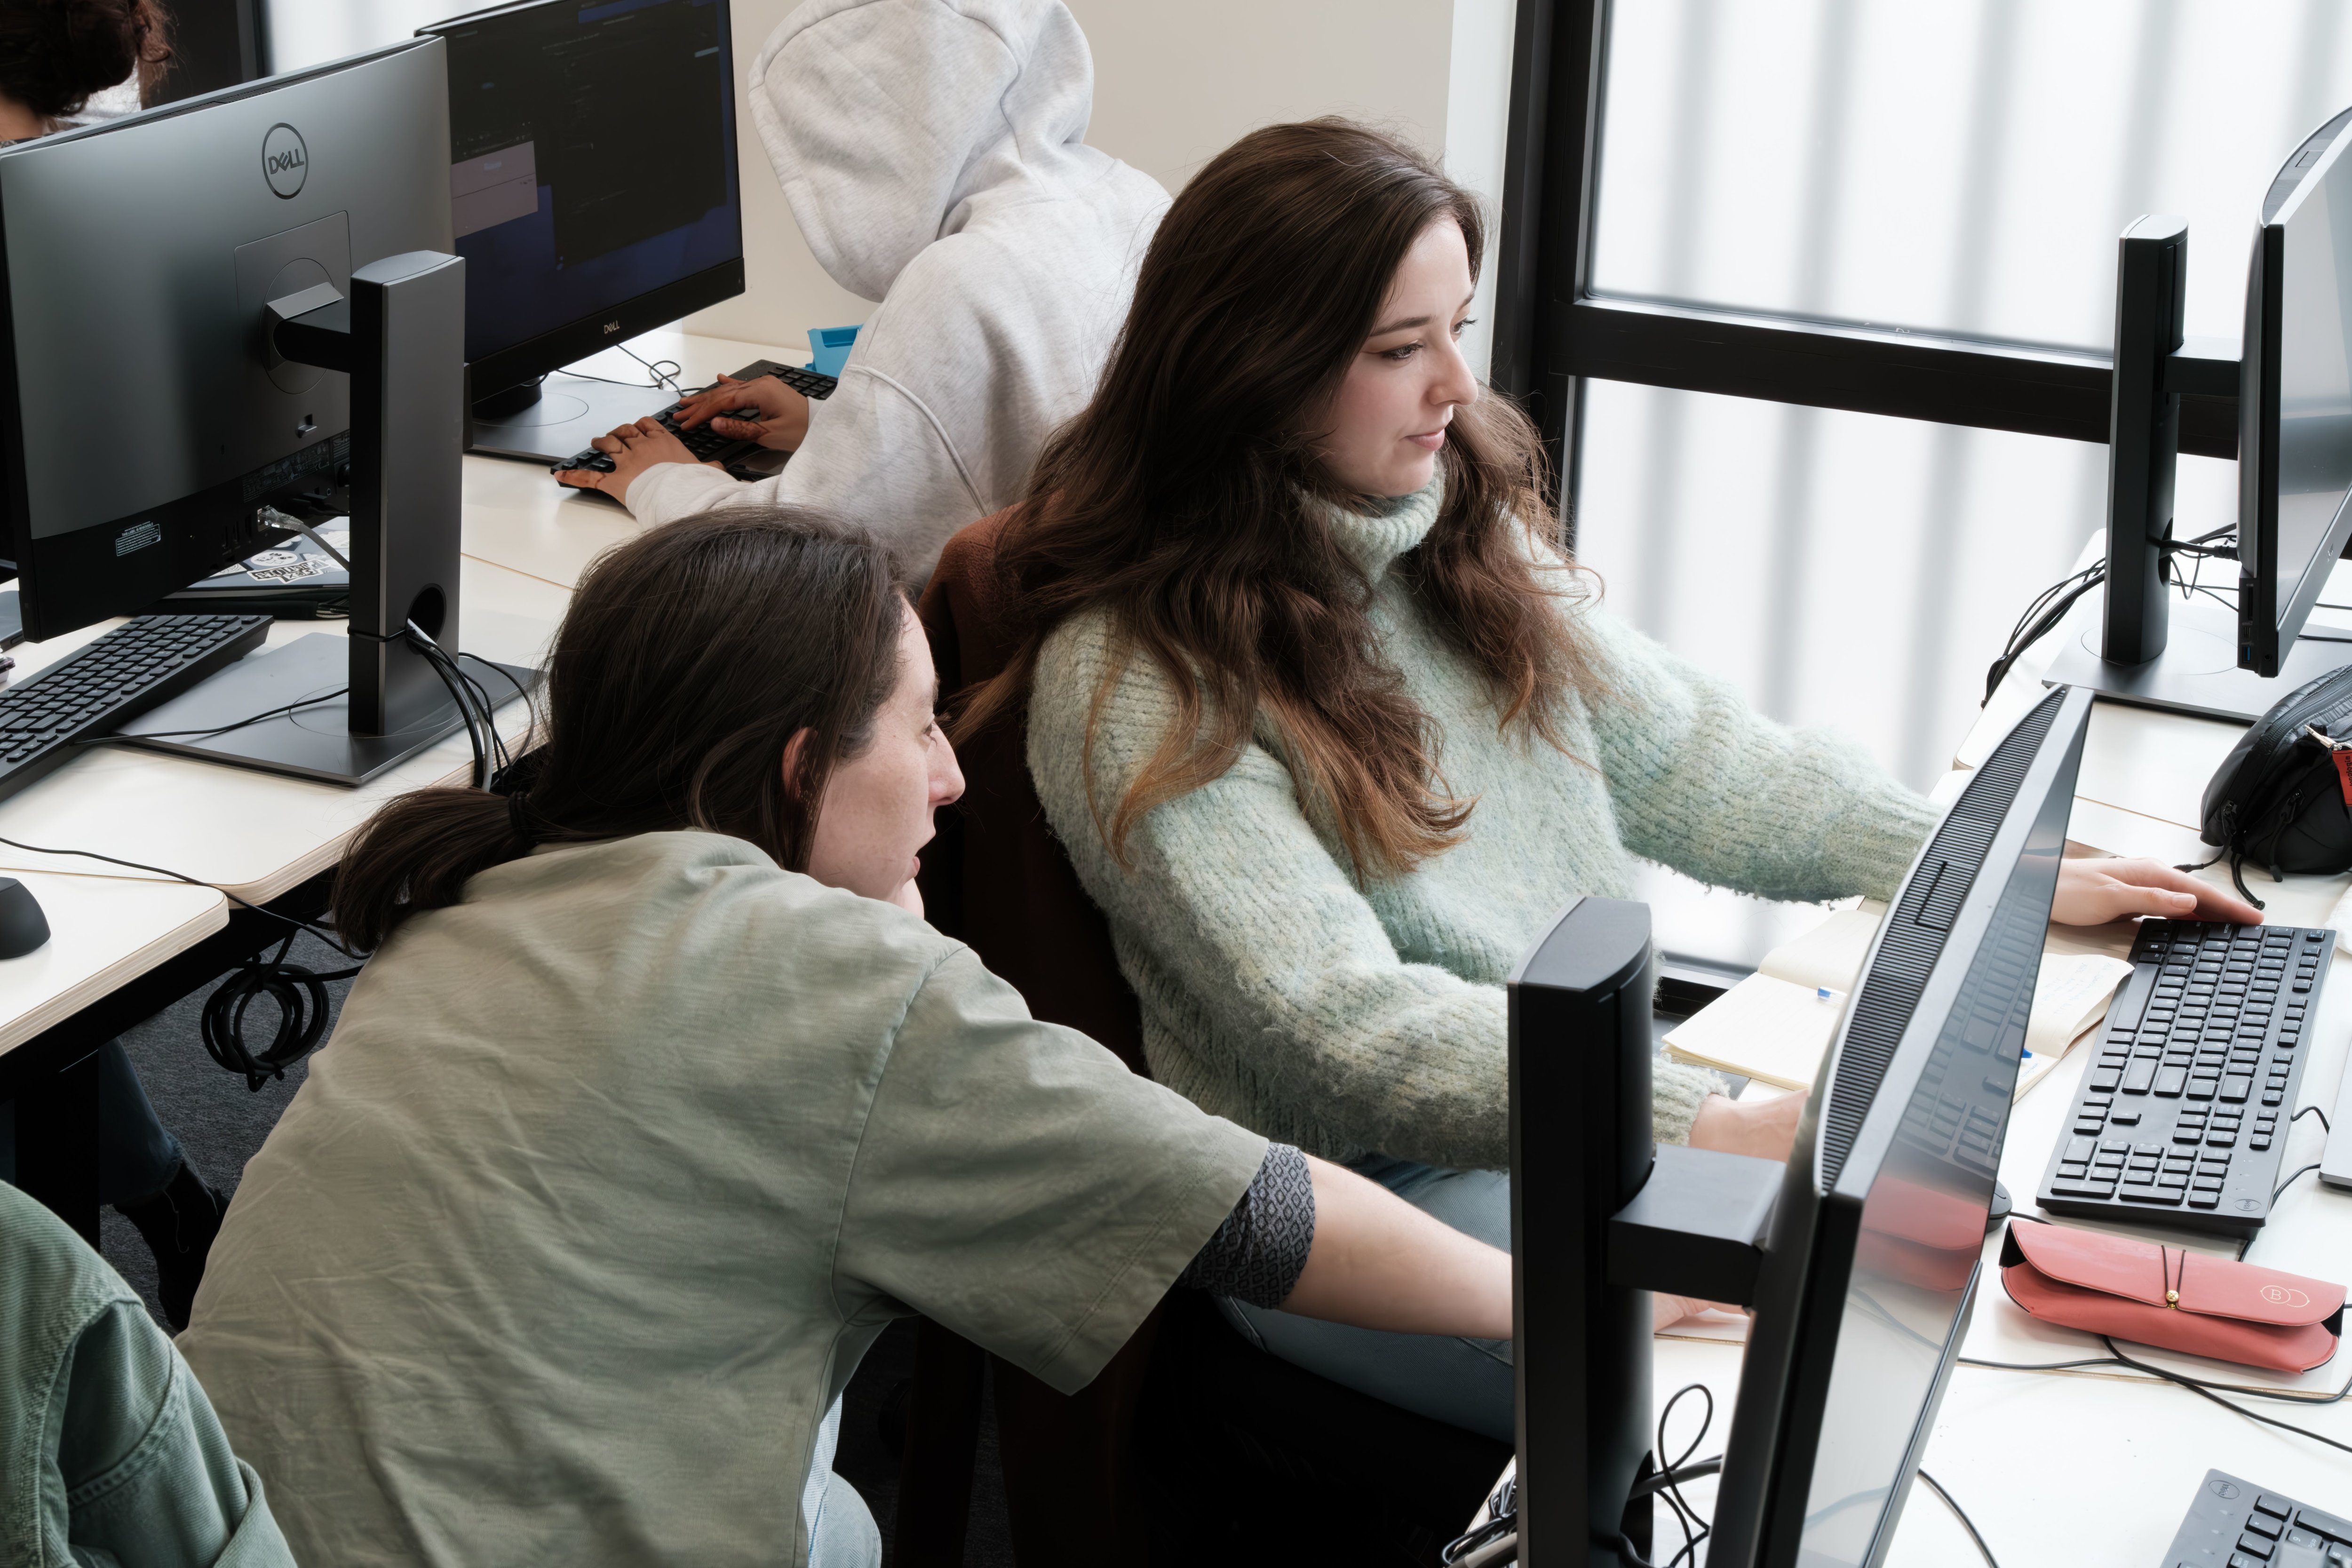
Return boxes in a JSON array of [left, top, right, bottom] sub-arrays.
[[960, 119, 1603, 881]]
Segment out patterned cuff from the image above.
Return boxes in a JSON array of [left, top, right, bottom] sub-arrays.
[[1175, 1143, 1316, 1308]]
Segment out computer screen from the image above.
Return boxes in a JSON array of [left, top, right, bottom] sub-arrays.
[[2240, 105, 2352, 677], [1711, 684, 2090, 1568], [0, 40, 450, 642], [430, 0, 741, 399]]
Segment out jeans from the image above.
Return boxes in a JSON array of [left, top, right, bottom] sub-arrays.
[[801, 1397, 881, 1568], [0, 1040, 184, 1208], [1219, 1154, 1514, 1443]]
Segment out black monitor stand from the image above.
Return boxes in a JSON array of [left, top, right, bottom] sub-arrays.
[[2042, 215, 2351, 724], [1511, 898, 1783, 1568], [118, 251, 534, 785]]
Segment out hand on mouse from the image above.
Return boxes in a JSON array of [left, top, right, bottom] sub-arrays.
[[668, 373, 810, 452], [555, 418, 723, 501]]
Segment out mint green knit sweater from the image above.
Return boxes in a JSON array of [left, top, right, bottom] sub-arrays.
[[1024, 477, 1940, 1170]]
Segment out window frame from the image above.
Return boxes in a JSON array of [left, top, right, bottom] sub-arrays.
[[1491, 0, 2241, 540]]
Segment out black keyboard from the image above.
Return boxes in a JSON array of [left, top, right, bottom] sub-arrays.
[[552, 360, 838, 475], [0, 613, 271, 803], [2036, 918, 2329, 1236], [2164, 1470, 2350, 1568]]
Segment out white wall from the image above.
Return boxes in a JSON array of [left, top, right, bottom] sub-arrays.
[[261, 1, 1521, 370], [692, 0, 1518, 370]]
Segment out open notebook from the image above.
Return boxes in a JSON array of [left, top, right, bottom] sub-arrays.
[[1663, 901, 2131, 1098]]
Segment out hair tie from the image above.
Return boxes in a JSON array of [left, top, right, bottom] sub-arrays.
[[506, 789, 537, 844]]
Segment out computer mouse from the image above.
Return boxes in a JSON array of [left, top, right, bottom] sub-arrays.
[[0, 876, 51, 959]]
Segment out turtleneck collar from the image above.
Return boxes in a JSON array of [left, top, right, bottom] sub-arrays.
[[1311, 471, 1445, 577]]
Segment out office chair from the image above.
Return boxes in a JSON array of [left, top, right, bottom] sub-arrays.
[[905, 512, 1510, 1568]]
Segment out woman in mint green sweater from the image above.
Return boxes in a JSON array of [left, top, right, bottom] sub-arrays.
[[964, 119, 2257, 1440]]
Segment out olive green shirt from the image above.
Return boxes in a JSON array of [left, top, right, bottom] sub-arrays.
[[178, 831, 1265, 1567]]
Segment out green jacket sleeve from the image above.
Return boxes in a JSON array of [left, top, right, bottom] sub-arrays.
[[0, 1183, 294, 1568]]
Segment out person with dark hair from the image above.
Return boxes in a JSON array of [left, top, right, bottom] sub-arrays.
[[175, 508, 1515, 1568], [0, 0, 170, 141], [976, 118, 2261, 1441]]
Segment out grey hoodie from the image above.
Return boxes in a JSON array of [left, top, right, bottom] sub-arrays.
[[623, 0, 1168, 581]]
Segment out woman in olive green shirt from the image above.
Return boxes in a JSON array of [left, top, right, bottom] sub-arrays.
[[178, 509, 1510, 1568]]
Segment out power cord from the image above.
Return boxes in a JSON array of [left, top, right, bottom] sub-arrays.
[[1619, 1383, 1718, 1568], [0, 832, 360, 1090], [1915, 1469, 2002, 1568], [1981, 526, 2237, 703], [6, 644, 533, 1087]]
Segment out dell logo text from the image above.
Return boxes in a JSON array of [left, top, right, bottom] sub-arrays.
[[603, 320, 621, 334], [262, 124, 309, 199]]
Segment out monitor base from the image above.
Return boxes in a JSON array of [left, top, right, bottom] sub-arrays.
[[2042, 587, 2352, 725], [112, 631, 536, 787], [466, 372, 673, 465]]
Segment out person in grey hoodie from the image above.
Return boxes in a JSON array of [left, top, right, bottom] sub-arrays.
[[560, 0, 1167, 586]]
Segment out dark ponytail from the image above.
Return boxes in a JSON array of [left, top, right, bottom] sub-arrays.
[[0, 0, 174, 123], [333, 508, 907, 952]]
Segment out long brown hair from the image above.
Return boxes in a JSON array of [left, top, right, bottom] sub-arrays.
[[334, 509, 906, 951], [960, 118, 1599, 881]]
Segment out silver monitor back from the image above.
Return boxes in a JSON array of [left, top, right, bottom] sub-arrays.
[[0, 38, 450, 641]]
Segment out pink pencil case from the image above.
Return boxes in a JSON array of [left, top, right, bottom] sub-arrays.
[[1999, 1220, 2344, 1373]]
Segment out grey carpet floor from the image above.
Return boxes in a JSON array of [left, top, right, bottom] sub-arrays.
[[91, 929, 1014, 1565]]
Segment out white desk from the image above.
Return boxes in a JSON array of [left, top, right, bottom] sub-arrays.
[[1641, 636, 2352, 1564]]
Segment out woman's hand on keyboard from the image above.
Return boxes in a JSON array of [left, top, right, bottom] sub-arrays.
[[2050, 856, 2263, 928], [555, 418, 722, 500], [670, 374, 810, 452]]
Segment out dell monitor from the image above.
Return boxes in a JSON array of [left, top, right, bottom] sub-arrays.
[[421, 0, 745, 464], [1509, 683, 2090, 1567], [0, 40, 532, 784], [0, 40, 450, 643]]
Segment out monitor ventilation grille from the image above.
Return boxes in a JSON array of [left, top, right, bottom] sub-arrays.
[[1816, 689, 2064, 1188]]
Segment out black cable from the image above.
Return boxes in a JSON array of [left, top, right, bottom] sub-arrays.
[[1615, 1384, 1719, 1568], [2098, 1337, 2352, 1457], [199, 927, 359, 1090], [1915, 1470, 2001, 1568], [0, 834, 365, 1090], [0, 834, 350, 953], [2292, 1103, 2331, 1132], [2273, 1162, 2322, 1200], [404, 621, 490, 787], [71, 687, 348, 745], [616, 343, 685, 396]]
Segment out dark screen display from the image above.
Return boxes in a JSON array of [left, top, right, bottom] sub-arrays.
[[1792, 780, 2066, 1566], [439, 0, 739, 363]]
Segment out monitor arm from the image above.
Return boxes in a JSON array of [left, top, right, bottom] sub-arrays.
[[270, 251, 466, 737], [1511, 896, 1783, 1568]]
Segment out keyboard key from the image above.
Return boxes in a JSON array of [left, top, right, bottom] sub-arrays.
[[2248, 1512, 2285, 1539], [2241, 1531, 2279, 1556], [2221, 1075, 2252, 1102], [2189, 1192, 2221, 1208], [2122, 1187, 2184, 1205], [2154, 1065, 2188, 1096], [2051, 1179, 2117, 1198], [2057, 1162, 2089, 1178], [2252, 1135, 2272, 1150]]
